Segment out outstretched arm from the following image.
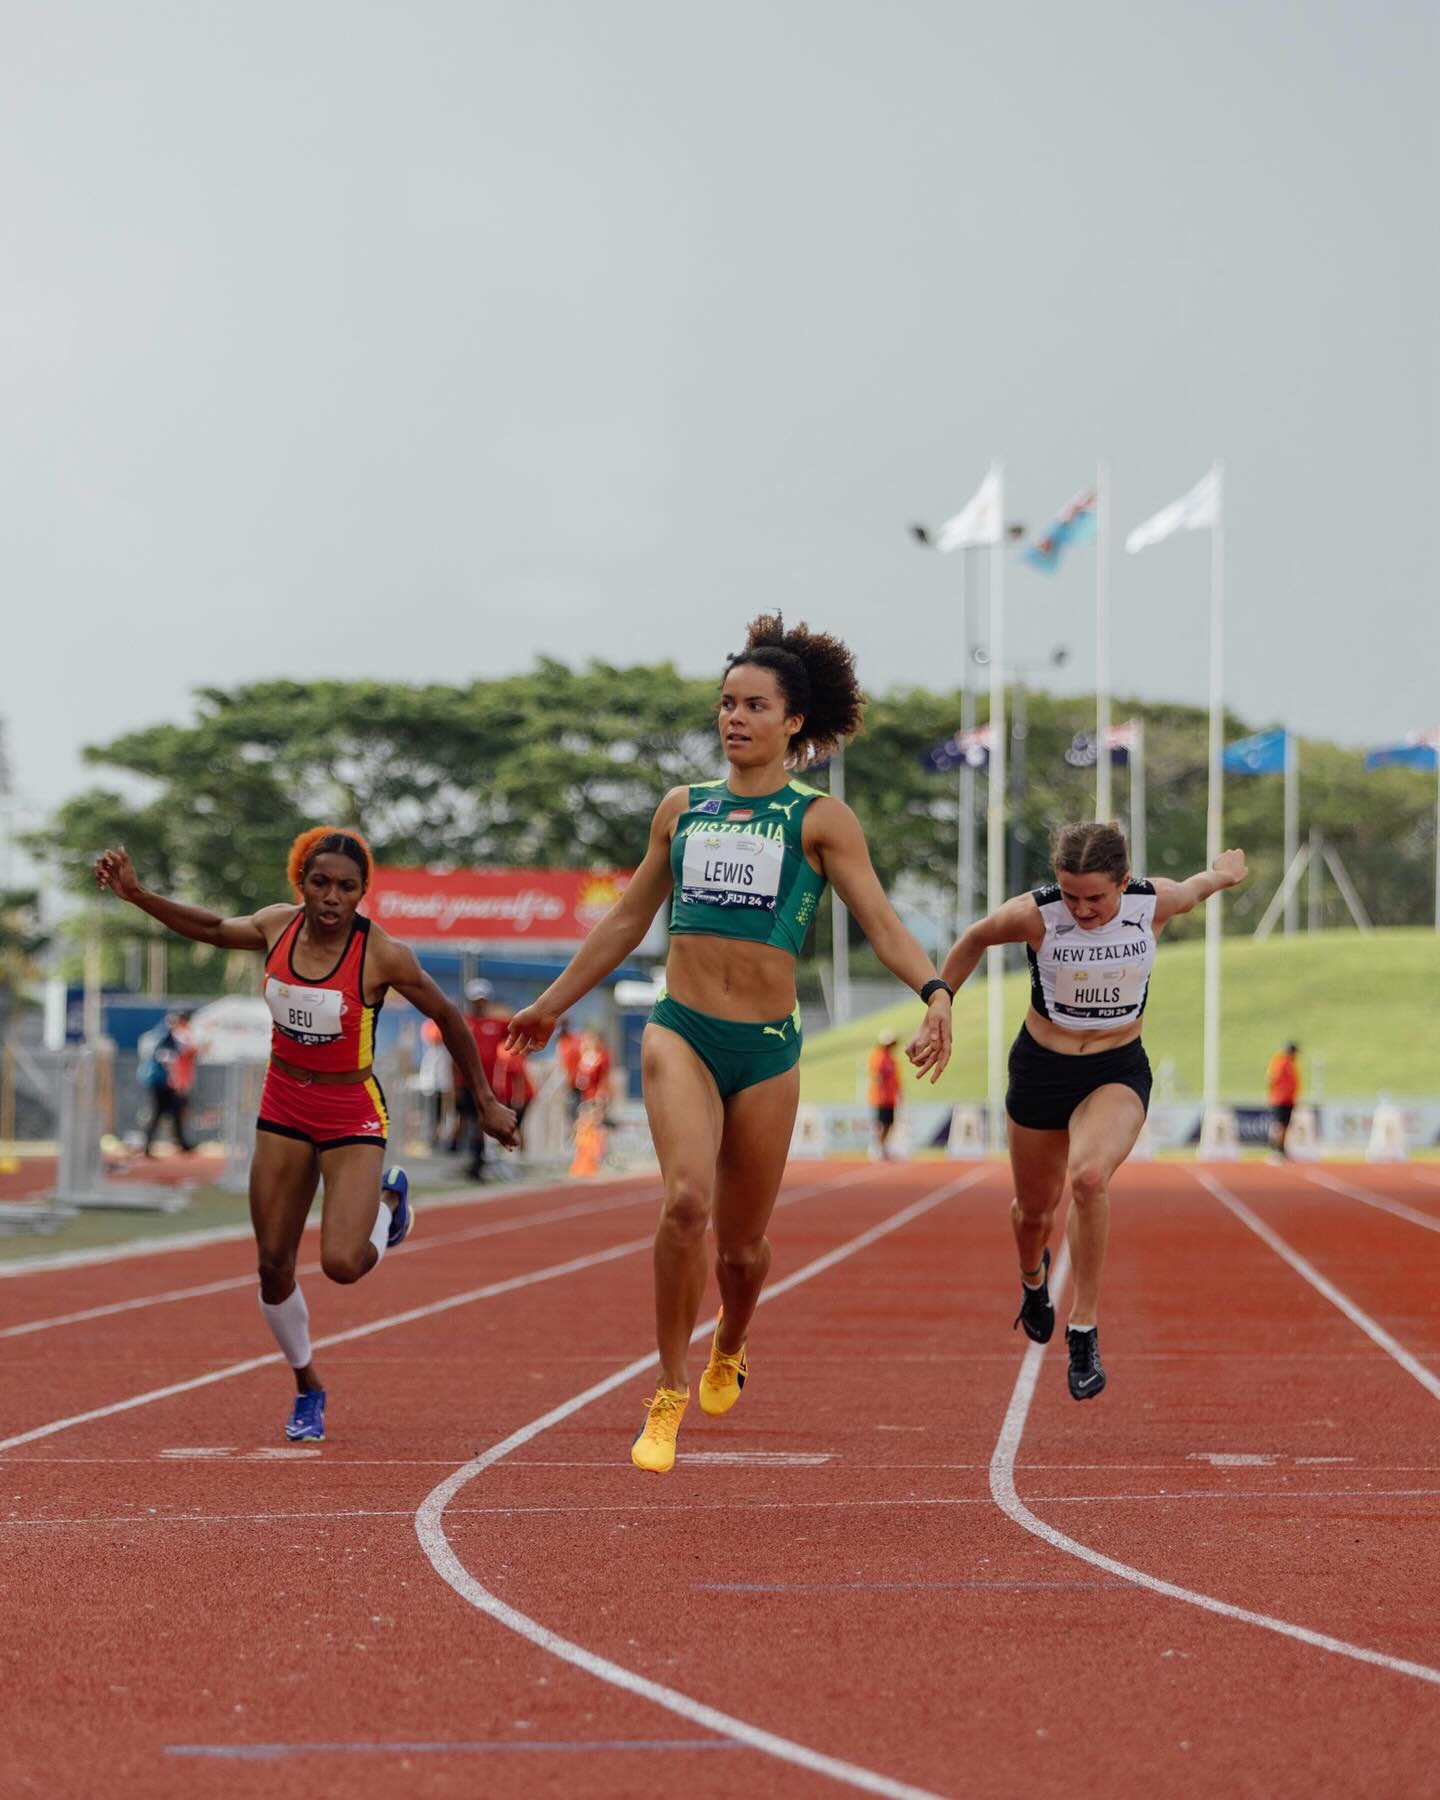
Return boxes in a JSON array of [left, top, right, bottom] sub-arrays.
[[505, 790, 684, 1054], [809, 798, 952, 1083], [1152, 848, 1248, 928], [373, 935, 519, 1148], [938, 894, 1042, 994], [94, 846, 290, 952]]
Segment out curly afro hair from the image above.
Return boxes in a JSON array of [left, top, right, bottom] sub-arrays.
[[724, 613, 866, 764], [286, 826, 373, 898]]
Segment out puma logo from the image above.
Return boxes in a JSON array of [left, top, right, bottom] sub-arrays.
[[767, 797, 799, 819], [761, 1025, 789, 1042], [1121, 918, 1147, 931]]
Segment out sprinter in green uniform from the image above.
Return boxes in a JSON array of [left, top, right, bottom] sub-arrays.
[[506, 614, 955, 1473]]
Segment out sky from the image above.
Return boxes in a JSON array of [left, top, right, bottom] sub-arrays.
[[2, 0, 1436, 860]]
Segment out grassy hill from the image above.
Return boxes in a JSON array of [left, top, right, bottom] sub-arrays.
[[801, 928, 1440, 1104]]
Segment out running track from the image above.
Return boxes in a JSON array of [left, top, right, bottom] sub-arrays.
[[4, 1159, 1439, 1798]]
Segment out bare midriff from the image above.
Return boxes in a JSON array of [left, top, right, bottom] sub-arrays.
[[665, 934, 798, 1022], [1023, 1005, 1143, 1057]]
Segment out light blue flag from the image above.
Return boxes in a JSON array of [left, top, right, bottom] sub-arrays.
[[1222, 729, 1288, 776]]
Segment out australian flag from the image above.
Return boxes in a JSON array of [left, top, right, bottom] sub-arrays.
[[1021, 489, 1097, 572]]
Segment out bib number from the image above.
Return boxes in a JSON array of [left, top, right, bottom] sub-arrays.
[[1054, 963, 1146, 1020], [680, 830, 784, 912], [265, 976, 345, 1045]]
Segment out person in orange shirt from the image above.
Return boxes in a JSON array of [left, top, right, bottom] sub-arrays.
[[575, 1030, 613, 1114], [1267, 1041, 1301, 1159], [867, 1028, 902, 1160], [555, 1018, 584, 1118]]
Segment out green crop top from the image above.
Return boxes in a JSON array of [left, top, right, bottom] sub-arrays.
[[667, 779, 828, 959]]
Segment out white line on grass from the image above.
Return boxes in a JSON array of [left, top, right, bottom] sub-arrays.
[[415, 1167, 990, 1800], [989, 1215, 1440, 1688]]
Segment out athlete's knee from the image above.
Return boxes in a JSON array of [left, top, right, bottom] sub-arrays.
[[1069, 1159, 1108, 1206], [659, 1176, 711, 1244], [321, 1246, 369, 1285], [715, 1233, 769, 1276], [1012, 1190, 1058, 1229], [256, 1248, 297, 1300]]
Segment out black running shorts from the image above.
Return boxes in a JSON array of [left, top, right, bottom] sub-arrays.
[[1005, 1024, 1152, 1133]]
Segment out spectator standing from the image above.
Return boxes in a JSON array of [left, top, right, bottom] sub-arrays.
[[1267, 1041, 1302, 1160], [867, 1028, 902, 1160]]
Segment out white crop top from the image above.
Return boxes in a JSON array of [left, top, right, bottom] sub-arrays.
[[1026, 879, 1157, 1032]]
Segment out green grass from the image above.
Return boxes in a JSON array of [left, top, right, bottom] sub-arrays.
[[802, 928, 1440, 1104]]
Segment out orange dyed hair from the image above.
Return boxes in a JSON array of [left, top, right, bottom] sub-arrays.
[[286, 826, 373, 897]]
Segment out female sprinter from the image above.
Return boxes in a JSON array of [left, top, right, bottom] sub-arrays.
[[94, 828, 518, 1443], [931, 822, 1247, 1401], [505, 615, 955, 1473]]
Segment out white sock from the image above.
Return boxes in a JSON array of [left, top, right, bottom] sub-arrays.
[[259, 1285, 312, 1368], [368, 1196, 391, 1266], [1068, 1322, 1097, 1336]]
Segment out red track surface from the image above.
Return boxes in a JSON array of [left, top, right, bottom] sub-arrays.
[[4, 1160, 1439, 1798]]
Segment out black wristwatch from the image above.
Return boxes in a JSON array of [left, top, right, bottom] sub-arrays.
[[919, 978, 954, 1005]]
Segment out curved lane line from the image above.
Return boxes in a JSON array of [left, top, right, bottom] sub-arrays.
[[990, 1236, 1440, 1687], [416, 1170, 990, 1800]]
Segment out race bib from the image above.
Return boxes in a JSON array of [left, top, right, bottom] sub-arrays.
[[265, 976, 345, 1044], [1054, 963, 1147, 1018], [680, 830, 784, 911]]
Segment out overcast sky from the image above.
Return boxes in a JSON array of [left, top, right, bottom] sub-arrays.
[[2, 0, 1435, 848]]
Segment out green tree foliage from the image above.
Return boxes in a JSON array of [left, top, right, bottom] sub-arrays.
[[31, 671, 1439, 993]]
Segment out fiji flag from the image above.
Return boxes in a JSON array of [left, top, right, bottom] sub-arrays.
[[1021, 489, 1097, 572], [1223, 728, 1288, 775]]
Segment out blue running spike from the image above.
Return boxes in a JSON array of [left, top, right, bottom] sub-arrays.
[[383, 1166, 414, 1248], [286, 1388, 326, 1443]]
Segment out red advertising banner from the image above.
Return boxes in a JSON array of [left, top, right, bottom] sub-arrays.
[[364, 867, 633, 945]]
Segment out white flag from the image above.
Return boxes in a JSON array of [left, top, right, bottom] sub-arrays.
[[934, 465, 1002, 552], [1124, 466, 1221, 555]]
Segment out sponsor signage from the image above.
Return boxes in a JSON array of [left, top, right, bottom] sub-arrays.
[[364, 867, 633, 945]]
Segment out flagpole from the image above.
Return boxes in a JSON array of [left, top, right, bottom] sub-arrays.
[[986, 459, 1007, 1153], [1130, 720, 1148, 874], [1095, 459, 1112, 823], [1202, 461, 1225, 1135], [957, 551, 977, 938], [829, 746, 850, 1026], [1283, 731, 1300, 937]]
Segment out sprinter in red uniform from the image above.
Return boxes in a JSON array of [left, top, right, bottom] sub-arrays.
[[95, 828, 517, 1443]]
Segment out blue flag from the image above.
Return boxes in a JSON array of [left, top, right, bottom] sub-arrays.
[[1223, 729, 1288, 776], [1021, 489, 1097, 572], [1365, 739, 1439, 772]]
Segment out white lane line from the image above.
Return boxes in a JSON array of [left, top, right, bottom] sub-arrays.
[[0, 1171, 652, 1280], [1300, 1169, 1440, 1236], [415, 1168, 990, 1800], [0, 1168, 872, 1457], [0, 1186, 661, 1341], [990, 1244, 1440, 1688], [1194, 1170, 1440, 1406]]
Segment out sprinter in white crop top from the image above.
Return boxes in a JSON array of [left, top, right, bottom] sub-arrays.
[[923, 822, 1247, 1404]]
